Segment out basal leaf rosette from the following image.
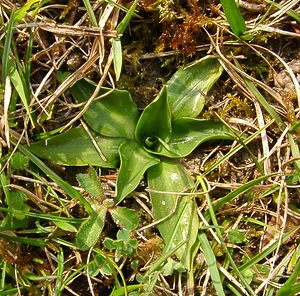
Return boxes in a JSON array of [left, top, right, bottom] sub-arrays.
[[29, 57, 234, 271], [115, 85, 235, 204]]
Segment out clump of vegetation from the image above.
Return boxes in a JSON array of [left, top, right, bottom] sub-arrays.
[[0, 0, 300, 295]]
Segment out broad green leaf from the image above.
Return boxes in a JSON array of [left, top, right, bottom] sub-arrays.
[[147, 159, 199, 269], [68, 78, 139, 139], [220, 0, 246, 36], [166, 57, 223, 119], [30, 127, 123, 168], [115, 141, 160, 204], [77, 167, 105, 201], [104, 229, 138, 260], [143, 136, 180, 158], [145, 118, 235, 158], [110, 284, 142, 296], [135, 86, 172, 145], [241, 268, 254, 285], [109, 207, 139, 230], [162, 258, 185, 276], [168, 118, 235, 157], [103, 237, 116, 250], [117, 228, 131, 241], [91, 254, 114, 276], [75, 207, 107, 250]]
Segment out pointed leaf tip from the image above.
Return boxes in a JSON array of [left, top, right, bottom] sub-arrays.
[[115, 141, 160, 204], [135, 86, 172, 146], [166, 57, 223, 119]]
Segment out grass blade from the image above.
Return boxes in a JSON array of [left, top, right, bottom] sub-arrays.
[[235, 60, 286, 130], [116, 0, 139, 35], [113, 0, 139, 80], [1, 10, 15, 83], [198, 231, 226, 296], [264, 0, 300, 23], [17, 143, 94, 215], [0, 232, 47, 247], [207, 173, 278, 218], [7, 57, 35, 126], [220, 0, 246, 36], [277, 257, 300, 296], [113, 38, 122, 81], [239, 226, 300, 272], [0, 207, 83, 223], [54, 247, 64, 296], [82, 0, 98, 27], [203, 120, 274, 176], [197, 176, 256, 296]]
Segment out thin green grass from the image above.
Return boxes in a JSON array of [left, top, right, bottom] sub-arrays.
[[82, 0, 98, 27], [17, 143, 94, 214], [203, 120, 274, 176], [264, 0, 300, 23], [1, 10, 14, 83], [53, 247, 64, 296], [220, 0, 246, 36], [2, 9, 35, 126], [197, 176, 257, 296]]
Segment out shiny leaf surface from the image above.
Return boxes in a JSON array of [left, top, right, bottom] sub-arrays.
[[30, 127, 123, 168], [115, 141, 160, 204], [166, 57, 223, 119], [144, 118, 235, 158], [147, 160, 199, 268], [169, 118, 235, 157], [135, 86, 172, 145], [69, 78, 139, 139]]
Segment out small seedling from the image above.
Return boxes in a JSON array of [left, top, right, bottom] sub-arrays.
[[75, 167, 139, 251], [103, 229, 138, 262]]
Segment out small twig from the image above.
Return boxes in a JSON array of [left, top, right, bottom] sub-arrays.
[[16, 22, 117, 37]]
